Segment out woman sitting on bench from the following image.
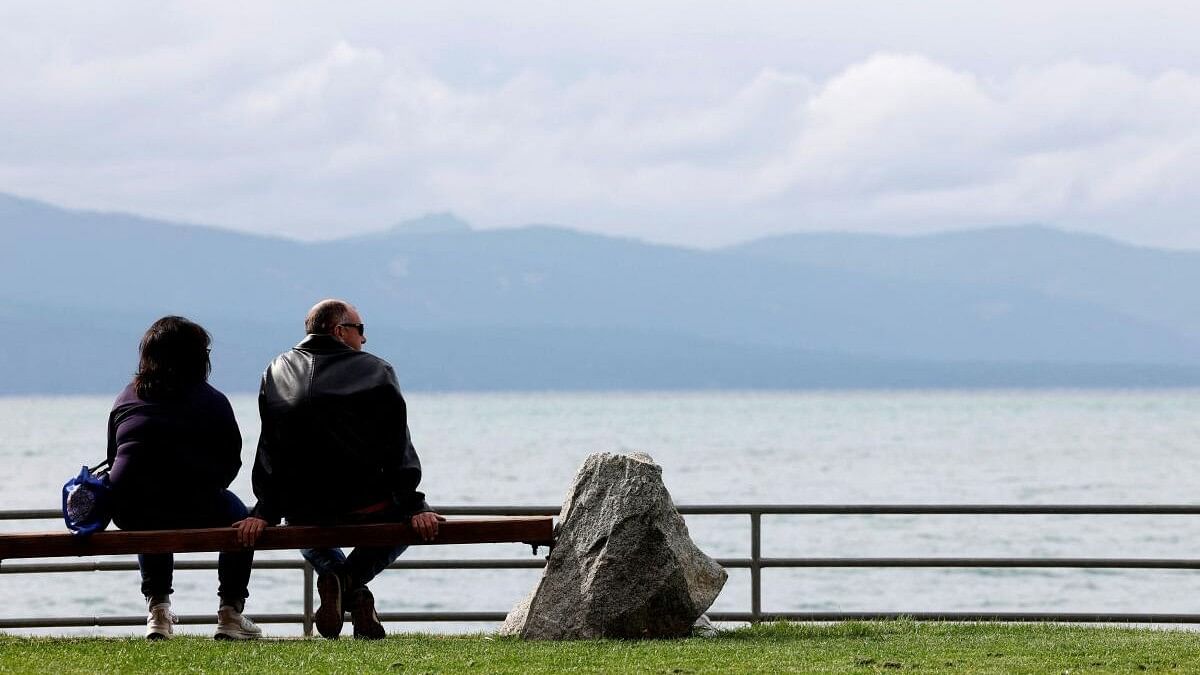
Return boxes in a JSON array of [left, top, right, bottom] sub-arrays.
[[106, 316, 261, 641]]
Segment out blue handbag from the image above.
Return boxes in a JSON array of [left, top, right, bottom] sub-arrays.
[[62, 459, 113, 536]]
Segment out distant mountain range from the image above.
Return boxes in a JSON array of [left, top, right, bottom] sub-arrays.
[[2, 191, 1199, 394]]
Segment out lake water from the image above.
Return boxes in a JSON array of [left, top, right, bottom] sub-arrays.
[[3, 389, 1200, 636]]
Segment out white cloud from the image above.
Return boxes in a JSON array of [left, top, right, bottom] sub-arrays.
[[0, 2, 1198, 248]]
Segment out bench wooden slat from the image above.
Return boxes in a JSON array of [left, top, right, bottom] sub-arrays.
[[0, 517, 553, 560]]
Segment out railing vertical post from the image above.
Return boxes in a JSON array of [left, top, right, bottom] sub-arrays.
[[751, 510, 761, 623], [302, 561, 314, 637]]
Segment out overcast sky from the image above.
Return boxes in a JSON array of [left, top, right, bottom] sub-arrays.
[[2, 1, 1198, 248]]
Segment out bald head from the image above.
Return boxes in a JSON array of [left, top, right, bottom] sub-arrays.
[[305, 299, 352, 335], [306, 298, 367, 350]]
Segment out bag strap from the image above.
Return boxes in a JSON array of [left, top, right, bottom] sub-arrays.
[[89, 458, 113, 474]]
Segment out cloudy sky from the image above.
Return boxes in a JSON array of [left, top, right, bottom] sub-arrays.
[[2, 1, 1198, 248]]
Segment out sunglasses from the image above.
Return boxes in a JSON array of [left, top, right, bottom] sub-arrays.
[[338, 322, 365, 337]]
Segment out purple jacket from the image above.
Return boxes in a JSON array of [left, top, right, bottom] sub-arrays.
[[106, 381, 242, 517]]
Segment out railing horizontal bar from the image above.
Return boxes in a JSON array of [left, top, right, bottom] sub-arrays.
[[384, 559, 547, 570], [434, 507, 560, 516], [437, 505, 1200, 516], [9, 557, 1197, 574], [756, 558, 1200, 569], [10, 505, 1200, 521], [7, 611, 1200, 629], [0, 511, 60, 520], [715, 558, 1200, 569], [708, 612, 1200, 623], [680, 505, 1200, 515], [0, 612, 516, 628], [377, 612, 510, 622], [0, 614, 309, 628]]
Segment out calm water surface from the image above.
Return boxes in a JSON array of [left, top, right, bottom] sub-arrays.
[[2, 389, 1199, 635]]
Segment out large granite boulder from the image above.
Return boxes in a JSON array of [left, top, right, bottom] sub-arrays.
[[499, 452, 727, 639]]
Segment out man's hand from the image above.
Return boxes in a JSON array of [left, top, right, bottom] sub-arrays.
[[232, 516, 268, 547], [411, 511, 446, 542]]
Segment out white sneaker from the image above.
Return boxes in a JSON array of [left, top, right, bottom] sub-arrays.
[[214, 605, 263, 640], [146, 602, 177, 640]]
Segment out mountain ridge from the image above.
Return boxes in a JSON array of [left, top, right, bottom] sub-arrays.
[[3, 191, 1199, 393]]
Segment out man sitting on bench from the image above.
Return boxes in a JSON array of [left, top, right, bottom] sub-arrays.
[[234, 299, 443, 640]]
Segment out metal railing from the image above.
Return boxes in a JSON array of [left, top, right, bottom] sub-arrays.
[[4, 504, 1200, 633]]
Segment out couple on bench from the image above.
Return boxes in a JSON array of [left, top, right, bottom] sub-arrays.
[[106, 299, 443, 640]]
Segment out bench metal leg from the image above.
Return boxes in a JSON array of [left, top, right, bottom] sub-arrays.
[[302, 561, 314, 637]]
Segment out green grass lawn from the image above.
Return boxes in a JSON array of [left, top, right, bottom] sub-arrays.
[[2, 621, 1198, 674]]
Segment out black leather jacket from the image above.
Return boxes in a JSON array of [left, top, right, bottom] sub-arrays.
[[251, 334, 429, 524]]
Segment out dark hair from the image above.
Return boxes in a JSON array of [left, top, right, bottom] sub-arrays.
[[305, 299, 350, 334], [133, 316, 212, 400]]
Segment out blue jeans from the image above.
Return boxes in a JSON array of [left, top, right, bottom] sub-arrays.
[[116, 490, 254, 603], [296, 506, 410, 591]]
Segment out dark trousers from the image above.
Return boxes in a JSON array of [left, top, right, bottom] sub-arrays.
[[295, 505, 409, 591], [115, 490, 254, 604]]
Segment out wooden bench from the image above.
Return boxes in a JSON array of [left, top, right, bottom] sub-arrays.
[[0, 517, 554, 560]]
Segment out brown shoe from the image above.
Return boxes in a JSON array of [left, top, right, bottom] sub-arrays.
[[314, 572, 344, 639], [348, 587, 386, 640]]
